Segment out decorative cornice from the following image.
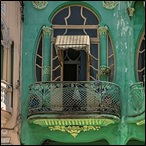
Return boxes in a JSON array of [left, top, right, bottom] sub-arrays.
[[32, 1, 48, 10], [102, 1, 118, 10], [30, 118, 116, 127], [49, 125, 100, 138], [98, 25, 108, 35], [42, 26, 53, 36]]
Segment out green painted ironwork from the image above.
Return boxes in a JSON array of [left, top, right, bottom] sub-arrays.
[[27, 81, 121, 118], [130, 82, 145, 113]]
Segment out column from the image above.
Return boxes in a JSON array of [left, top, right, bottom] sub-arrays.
[[1, 40, 12, 82], [98, 25, 108, 81], [42, 25, 53, 81], [1, 39, 13, 111]]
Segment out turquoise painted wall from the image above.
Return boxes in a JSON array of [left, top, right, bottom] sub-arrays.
[[21, 1, 145, 145]]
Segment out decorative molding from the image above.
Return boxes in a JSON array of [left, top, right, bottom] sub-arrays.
[[32, 1, 48, 10], [127, 7, 135, 17], [98, 26, 108, 35], [1, 129, 8, 136], [99, 65, 113, 76], [102, 1, 118, 10], [31, 118, 116, 127], [49, 125, 100, 138], [42, 26, 53, 36], [1, 40, 13, 49], [136, 119, 145, 125], [1, 3, 6, 16], [1, 137, 11, 144]]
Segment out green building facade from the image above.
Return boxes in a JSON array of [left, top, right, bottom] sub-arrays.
[[21, 1, 145, 145]]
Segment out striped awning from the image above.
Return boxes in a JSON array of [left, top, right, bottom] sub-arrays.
[[55, 35, 90, 61]]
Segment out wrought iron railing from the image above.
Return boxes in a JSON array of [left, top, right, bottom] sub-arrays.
[[130, 82, 145, 113], [27, 81, 121, 118], [1, 80, 12, 113]]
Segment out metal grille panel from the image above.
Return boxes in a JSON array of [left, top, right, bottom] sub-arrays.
[[27, 81, 121, 118]]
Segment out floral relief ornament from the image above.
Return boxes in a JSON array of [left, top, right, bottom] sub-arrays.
[[102, 1, 118, 10], [32, 1, 48, 10]]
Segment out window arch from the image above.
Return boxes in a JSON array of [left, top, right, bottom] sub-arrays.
[[136, 31, 145, 84], [50, 5, 115, 82]]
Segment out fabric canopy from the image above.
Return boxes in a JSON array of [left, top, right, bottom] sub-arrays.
[[55, 35, 90, 61]]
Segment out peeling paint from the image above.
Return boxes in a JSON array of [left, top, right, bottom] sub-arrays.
[[121, 18, 125, 27], [125, 67, 128, 73], [125, 42, 127, 49], [117, 20, 120, 29], [121, 26, 129, 36], [118, 1, 121, 10]]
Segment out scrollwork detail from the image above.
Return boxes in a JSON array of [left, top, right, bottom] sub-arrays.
[[49, 125, 100, 138], [102, 1, 118, 10], [32, 1, 48, 10]]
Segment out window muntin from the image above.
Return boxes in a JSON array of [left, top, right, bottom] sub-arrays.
[[137, 33, 145, 83], [51, 5, 99, 81], [1, 45, 4, 79], [35, 5, 117, 82], [107, 34, 115, 82], [35, 33, 43, 81]]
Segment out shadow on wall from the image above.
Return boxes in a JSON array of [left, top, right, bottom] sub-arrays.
[[126, 140, 145, 145], [41, 139, 109, 145]]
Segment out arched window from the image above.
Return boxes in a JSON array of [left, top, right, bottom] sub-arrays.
[[35, 32, 43, 81], [50, 5, 115, 82], [136, 32, 145, 84]]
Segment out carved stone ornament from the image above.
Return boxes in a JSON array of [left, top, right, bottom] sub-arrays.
[[98, 25, 108, 35], [32, 1, 48, 10], [127, 7, 135, 17], [136, 119, 145, 125], [49, 126, 100, 138], [102, 1, 118, 10], [1, 40, 13, 49], [42, 26, 53, 36]]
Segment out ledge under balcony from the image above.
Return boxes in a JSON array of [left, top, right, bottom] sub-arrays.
[[127, 82, 145, 124], [27, 81, 121, 127], [1, 80, 12, 127]]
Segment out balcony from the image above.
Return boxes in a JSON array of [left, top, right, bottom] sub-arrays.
[[1, 80, 12, 127], [27, 81, 121, 124]]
